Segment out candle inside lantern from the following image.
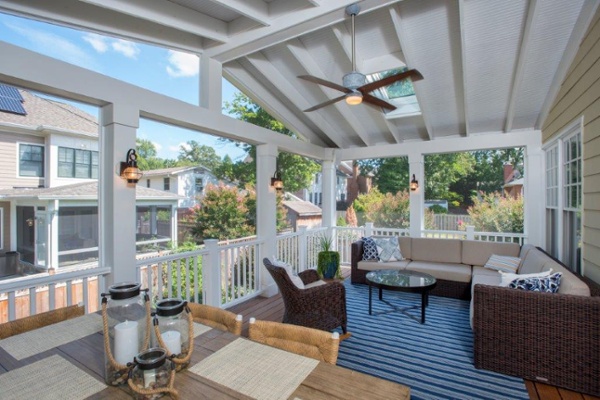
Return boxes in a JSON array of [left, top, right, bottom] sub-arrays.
[[161, 330, 181, 355], [114, 320, 139, 364]]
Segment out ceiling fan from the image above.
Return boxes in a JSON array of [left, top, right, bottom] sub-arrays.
[[298, 4, 423, 112]]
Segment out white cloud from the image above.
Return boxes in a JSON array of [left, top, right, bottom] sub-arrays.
[[153, 142, 163, 152], [166, 50, 199, 78], [111, 39, 140, 59], [170, 142, 188, 153], [5, 22, 96, 70], [82, 33, 108, 53]]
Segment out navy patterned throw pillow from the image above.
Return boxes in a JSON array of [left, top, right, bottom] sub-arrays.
[[361, 236, 379, 261], [508, 272, 562, 293]]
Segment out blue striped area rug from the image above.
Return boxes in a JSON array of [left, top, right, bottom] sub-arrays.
[[335, 281, 528, 400]]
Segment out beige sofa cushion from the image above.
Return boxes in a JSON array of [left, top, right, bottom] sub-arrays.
[[541, 261, 591, 296], [518, 247, 555, 274], [462, 240, 520, 266], [357, 260, 410, 272], [411, 238, 462, 263], [407, 261, 472, 283], [519, 243, 537, 259], [398, 236, 412, 260], [472, 265, 502, 278]]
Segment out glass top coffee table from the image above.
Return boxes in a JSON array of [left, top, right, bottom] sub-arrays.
[[366, 269, 437, 324]]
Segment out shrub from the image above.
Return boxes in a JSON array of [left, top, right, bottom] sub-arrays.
[[428, 204, 447, 214], [353, 189, 435, 229], [467, 192, 524, 233]]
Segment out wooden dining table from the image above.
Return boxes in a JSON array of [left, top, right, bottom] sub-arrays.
[[0, 314, 410, 400]]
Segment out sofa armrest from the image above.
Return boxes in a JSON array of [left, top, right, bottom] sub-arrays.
[[473, 284, 600, 396]]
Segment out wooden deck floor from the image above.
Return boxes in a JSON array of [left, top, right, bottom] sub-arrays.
[[226, 267, 599, 400]]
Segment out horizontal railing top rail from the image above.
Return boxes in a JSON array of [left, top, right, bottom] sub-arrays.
[[0, 267, 111, 293]]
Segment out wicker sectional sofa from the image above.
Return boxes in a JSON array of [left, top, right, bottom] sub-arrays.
[[350, 237, 600, 397]]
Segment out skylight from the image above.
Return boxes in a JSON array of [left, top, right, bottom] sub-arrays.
[[366, 67, 421, 118]]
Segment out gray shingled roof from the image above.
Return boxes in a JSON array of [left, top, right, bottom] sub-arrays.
[[283, 200, 322, 216], [0, 182, 181, 201], [0, 88, 98, 136], [141, 166, 199, 177]]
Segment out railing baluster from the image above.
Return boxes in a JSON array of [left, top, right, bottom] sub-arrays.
[[66, 280, 73, 306], [29, 287, 36, 317], [8, 291, 16, 321], [49, 283, 56, 310], [82, 277, 89, 313]]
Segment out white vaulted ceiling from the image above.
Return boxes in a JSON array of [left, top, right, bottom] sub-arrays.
[[0, 0, 595, 151]]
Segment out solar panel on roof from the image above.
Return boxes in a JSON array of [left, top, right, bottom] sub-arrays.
[[0, 84, 26, 115], [0, 84, 23, 101]]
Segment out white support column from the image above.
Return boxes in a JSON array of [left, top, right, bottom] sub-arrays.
[[48, 199, 59, 270], [200, 55, 222, 112], [298, 225, 307, 272], [203, 239, 221, 306], [99, 103, 139, 285], [409, 153, 424, 238], [256, 144, 278, 297], [321, 159, 337, 229], [524, 144, 544, 247], [150, 206, 157, 235], [171, 205, 178, 248]]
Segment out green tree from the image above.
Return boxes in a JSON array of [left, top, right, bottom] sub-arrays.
[[214, 154, 236, 182], [424, 152, 474, 205], [190, 183, 254, 241], [353, 189, 434, 229], [466, 192, 524, 233], [136, 138, 166, 170], [373, 157, 409, 194], [178, 140, 222, 171], [223, 93, 320, 192]]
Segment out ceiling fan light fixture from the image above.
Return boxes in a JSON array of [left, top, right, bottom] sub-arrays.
[[345, 91, 363, 105]]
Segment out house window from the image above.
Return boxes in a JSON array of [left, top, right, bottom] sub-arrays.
[[58, 147, 99, 179], [163, 177, 170, 191], [19, 143, 44, 177], [195, 178, 203, 193], [146, 179, 150, 188], [544, 122, 582, 273]]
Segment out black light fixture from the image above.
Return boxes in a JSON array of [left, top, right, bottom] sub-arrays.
[[120, 148, 143, 183], [271, 170, 283, 191], [410, 174, 419, 191]]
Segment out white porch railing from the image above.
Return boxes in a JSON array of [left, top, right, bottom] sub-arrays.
[[1, 224, 526, 323], [0, 267, 110, 322]]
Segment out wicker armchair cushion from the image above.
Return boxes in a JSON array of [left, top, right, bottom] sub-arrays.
[[268, 257, 305, 289], [483, 254, 521, 273], [508, 272, 562, 293]]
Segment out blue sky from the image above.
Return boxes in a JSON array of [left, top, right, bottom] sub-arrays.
[[0, 12, 247, 161]]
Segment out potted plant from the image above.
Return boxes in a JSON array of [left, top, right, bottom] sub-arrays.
[[317, 234, 340, 279]]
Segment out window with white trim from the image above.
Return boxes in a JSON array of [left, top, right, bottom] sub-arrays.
[[19, 143, 44, 177], [163, 177, 170, 191], [544, 122, 582, 273], [195, 177, 203, 193], [58, 147, 99, 179]]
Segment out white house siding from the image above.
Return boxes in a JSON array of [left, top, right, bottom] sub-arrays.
[[47, 134, 99, 188], [542, 9, 600, 284], [0, 131, 45, 189]]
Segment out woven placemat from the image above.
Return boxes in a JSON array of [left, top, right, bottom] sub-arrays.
[[189, 338, 318, 400], [193, 322, 211, 337], [0, 354, 106, 399], [0, 313, 102, 360]]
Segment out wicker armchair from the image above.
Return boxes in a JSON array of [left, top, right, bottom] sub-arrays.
[[249, 318, 340, 364], [0, 304, 85, 339], [187, 302, 242, 335], [263, 258, 347, 334]]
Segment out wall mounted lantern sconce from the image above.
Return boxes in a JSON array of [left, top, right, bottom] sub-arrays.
[[271, 170, 283, 191], [410, 174, 419, 191], [120, 148, 143, 184]]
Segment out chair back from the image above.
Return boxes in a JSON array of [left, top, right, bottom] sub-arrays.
[[263, 258, 301, 295], [0, 304, 85, 339], [249, 318, 339, 364], [187, 302, 242, 335]]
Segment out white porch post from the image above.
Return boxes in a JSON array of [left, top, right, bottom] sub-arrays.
[[409, 153, 424, 238], [48, 199, 59, 270], [321, 159, 337, 229], [200, 56, 222, 112], [524, 144, 544, 247], [203, 239, 221, 306], [99, 103, 139, 285], [256, 144, 278, 297], [171, 205, 178, 248]]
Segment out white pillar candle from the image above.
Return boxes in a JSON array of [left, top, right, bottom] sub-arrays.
[[161, 330, 181, 355], [114, 320, 139, 365]]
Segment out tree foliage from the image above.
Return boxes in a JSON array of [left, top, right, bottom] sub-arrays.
[[177, 140, 222, 171], [222, 93, 320, 192], [136, 138, 167, 170], [424, 153, 474, 205], [465, 192, 524, 233]]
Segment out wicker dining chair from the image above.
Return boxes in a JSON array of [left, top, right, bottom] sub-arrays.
[[187, 302, 243, 336], [263, 258, 347, 334], [249, 318, 340, 364], [0, 304, 85, 340]]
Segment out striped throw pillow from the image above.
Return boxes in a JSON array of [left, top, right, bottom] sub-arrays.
[[484, 254, 521, 273]]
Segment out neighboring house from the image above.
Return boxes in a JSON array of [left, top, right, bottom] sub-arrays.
[[0, 85, 180, 274], [503, 164, 524, 199], [141, 166, 226, 209], [297, 161, 352, 208], [283, 197, 323, 231]]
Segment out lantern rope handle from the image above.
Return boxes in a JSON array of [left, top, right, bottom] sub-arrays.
[[127, 368, 179, 400], [153, 304, 195, 366]]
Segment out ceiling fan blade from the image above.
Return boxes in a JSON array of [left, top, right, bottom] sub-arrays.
[[362, 93, 397, 111], [358, 69, 424, 94], [298, 75, 350, 93], [304, 95, 347, 112]]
